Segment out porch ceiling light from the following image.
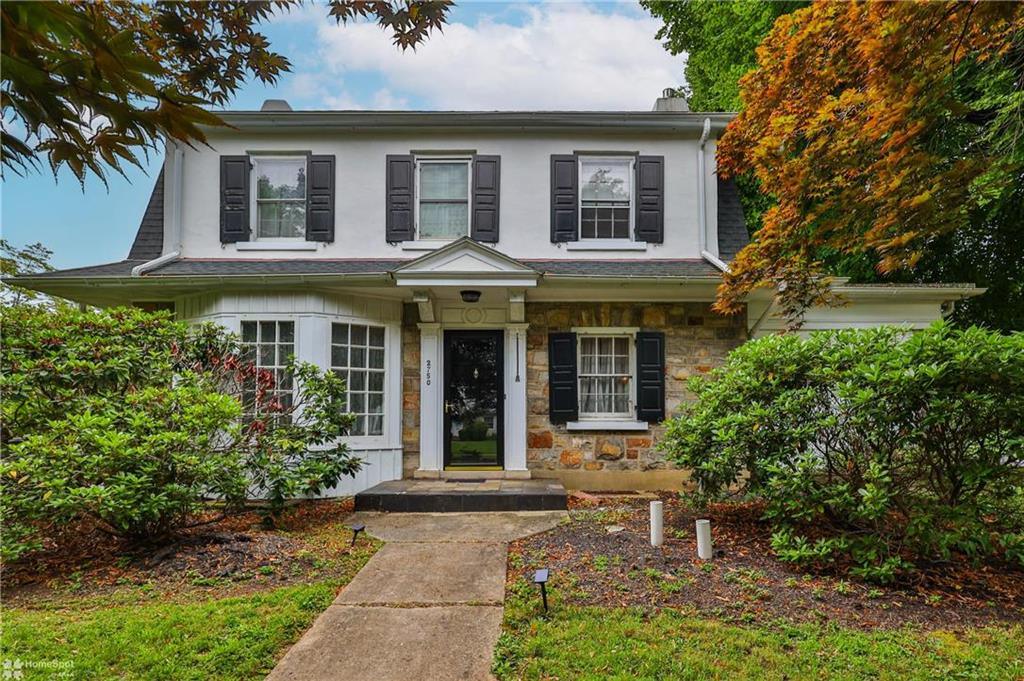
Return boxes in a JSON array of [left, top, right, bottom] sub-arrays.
[[460, 289, 482, 303]]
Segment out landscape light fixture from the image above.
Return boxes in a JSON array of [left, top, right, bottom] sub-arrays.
[[350, 523, 366, 547], [533, 568, 550, 612], [460, 290, 481, 303]]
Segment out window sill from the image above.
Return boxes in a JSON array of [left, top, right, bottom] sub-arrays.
[[567, 419, 649, 432], [236, 242, 319, 252], [401, 240, 457, 252], [565, 240, 647, 251]]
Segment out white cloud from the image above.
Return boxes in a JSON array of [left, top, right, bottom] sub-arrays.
[[311, 4, 684, 111]]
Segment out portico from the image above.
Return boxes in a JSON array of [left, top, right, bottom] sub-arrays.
[[392, 238, 538, 478]]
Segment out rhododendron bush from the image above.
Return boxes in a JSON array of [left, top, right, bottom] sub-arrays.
[[0, 307, 359, 561], [660, 323, 1024, 582]]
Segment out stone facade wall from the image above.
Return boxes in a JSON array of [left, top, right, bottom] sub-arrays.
[[400, 304, 421, 478], [525, 302, 747, 473], [397, 301, 747, 480]]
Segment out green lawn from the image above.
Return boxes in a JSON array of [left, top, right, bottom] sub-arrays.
[[1, 537, 377, 680], [494, 577, 1024, 681], [449, 438, 498, 463]]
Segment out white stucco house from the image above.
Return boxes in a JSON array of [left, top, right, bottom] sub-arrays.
[[17, 93, 982, 493]]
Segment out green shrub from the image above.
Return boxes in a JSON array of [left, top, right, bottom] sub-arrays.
[[660, 322, 1024, 581], [459, 418, 490, 441], [0, 307, 361, 560]]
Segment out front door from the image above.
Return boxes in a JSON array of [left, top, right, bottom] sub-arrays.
[[443, 330, 504, 468]]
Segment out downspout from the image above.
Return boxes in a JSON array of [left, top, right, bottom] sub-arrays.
[[697, 117, 729, 273], [133, 140, 184, 276]]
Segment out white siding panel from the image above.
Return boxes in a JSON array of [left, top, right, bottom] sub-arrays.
[[321, 447, 403, 497]]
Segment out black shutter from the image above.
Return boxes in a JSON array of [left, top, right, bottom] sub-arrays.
[[635, 331, 666, 423], [471, 155, 500, 243], [385, 155, 415, 242], [548, 332, 578, 424], [220, 156, 250, 243], [306, 155, 335, 242], [634, 156, 664, 243], [550, 154, 578, 242]]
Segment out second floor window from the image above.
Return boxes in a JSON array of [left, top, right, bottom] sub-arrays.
[[417, 158, 470, 240], [254, 156, 306, 240], [579, 157, 633, 240]]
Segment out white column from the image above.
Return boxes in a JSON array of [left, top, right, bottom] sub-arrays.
[[299, 315, 330, 370], [504, 323, 530, 477], [416, 322, 443, 477]]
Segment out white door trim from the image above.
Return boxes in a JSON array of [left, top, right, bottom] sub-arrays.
[[415, 321, 529, 477]]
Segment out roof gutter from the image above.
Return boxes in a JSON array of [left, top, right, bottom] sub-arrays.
[[697, 117, 729, 273], [131, 250, 179, 277]]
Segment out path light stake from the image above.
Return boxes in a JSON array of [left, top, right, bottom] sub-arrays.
[[533, 568, 550, 612], [650, 500, 664, 547], [350, 523, 365, 547], [696, 519, 713, 560]]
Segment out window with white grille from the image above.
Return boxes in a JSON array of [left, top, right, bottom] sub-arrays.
[[578, 335, 633, 418], [579, 157, 633, 240], [240, 320, 295, 417], [331, 323, 386, 436]]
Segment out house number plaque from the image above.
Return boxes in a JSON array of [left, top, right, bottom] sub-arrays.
[[425, 359, 432, 386]]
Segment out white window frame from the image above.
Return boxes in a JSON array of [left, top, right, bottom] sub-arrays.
[[330, 322, 388, 438], [250, 154, 308, 242], [414, 155, 473, 241], [573, 326, 638, 421], [239, 318, 297, 420], [577, 155, 635, 242]]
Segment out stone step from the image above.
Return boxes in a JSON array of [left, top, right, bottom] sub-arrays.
[[354, 479, 568, 512]]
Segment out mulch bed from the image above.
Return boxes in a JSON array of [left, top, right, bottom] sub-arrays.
[[508, 492, 1024, 630], [3, 498, 359, 607]]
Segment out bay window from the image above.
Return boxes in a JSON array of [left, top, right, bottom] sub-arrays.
[[331, 323, 386, 436], [240, 320, 295, 417]]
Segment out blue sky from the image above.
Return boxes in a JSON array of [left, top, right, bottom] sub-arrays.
[[1, 1, 686, 269]]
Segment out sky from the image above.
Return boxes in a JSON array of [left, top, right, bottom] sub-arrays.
[[0, 1, 686, 270]]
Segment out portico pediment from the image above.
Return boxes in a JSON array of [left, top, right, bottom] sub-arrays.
[[393, 237, 538, 287]]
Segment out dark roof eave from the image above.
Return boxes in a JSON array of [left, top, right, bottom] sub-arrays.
[[11, 272, 394, 287], [540, 273, 722, 283], [209, 110, 737, 133]]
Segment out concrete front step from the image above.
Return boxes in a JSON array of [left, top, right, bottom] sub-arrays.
[[354, 479, 568, 513]]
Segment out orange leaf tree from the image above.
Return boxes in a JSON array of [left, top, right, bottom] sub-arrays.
[[716, 1, 1024, 324]]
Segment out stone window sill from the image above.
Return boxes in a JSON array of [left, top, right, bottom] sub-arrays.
[[567, 419, 649, 432]]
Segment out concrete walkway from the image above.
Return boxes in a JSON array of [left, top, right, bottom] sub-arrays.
[[266, 511, 566, 681]]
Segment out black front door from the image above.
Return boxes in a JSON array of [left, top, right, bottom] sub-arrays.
[[443, 330, 504, 468]]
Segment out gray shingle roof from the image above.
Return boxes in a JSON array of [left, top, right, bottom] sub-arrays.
[[717, 177, 749, 262], [146, 259, 405, 276], [525, 259, 720, 278], [18, 258, 721, 280], [127, 170, 164, 260], [18, 260, 144, 278]]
